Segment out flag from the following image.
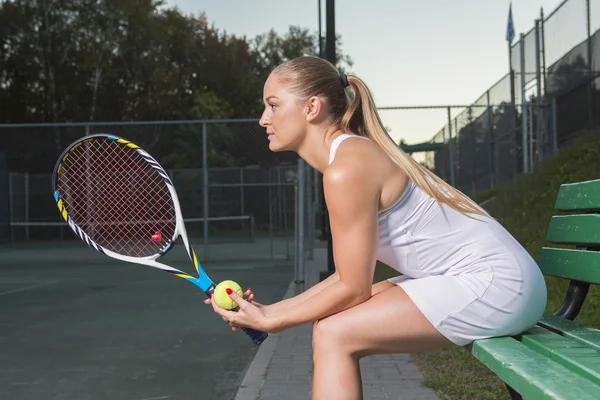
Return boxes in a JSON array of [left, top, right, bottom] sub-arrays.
[[506, 3, 515, 44]]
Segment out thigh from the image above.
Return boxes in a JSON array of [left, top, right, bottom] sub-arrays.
[[371, 279, 395, 295], [318, 284, 452, 358]]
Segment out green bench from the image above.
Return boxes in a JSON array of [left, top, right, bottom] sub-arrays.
[[467, 178, 600, 400]]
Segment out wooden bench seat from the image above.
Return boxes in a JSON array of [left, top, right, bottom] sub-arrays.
[[468, 178, 600, 399]]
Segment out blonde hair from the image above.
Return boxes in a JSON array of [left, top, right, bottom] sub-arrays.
[[272, 56, 486, 218]]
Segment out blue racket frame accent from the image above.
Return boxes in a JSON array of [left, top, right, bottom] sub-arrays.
[[186, 244, 214, 293]]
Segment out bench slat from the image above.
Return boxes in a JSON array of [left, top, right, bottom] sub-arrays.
[[546, 215, 600, 245], [538, 247, 600, 283], [555, 179, 600, 211], [539, 314, 600, 352], [521, 326, 600, 385], [472, 337, 600, 399]]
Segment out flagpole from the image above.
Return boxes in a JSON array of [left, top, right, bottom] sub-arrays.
[[507, 2, 516, 108], [509, 42, 515, 106], [506, 2, 520, 173]]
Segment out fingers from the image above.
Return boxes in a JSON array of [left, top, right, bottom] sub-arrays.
[[205, 287, 253, 305], [226, 289, 249, 310], [243, 288, 254, 303], [210, 294, 237, 319], [205, 285, 259, 333]]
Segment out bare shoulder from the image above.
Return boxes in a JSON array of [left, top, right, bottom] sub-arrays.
[[324, 136, 409, 213], [323, 137, 385, 210], [324, 136, 389, 187]]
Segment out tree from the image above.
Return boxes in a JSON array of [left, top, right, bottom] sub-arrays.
[[252, 26, 353, 81], [0, 1, 353, 172]]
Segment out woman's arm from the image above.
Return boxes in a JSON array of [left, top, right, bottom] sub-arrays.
[[262, 271, 340, 315], [267, 160, 380, 331], [210, 146, 384, 333]]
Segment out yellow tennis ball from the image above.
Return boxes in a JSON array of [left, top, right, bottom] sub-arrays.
[[213, 280, 243, 310]]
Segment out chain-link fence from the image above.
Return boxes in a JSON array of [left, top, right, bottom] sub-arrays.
[[376, 101, 552, 196], [1, 120, 319, 266], [0, 151, 8, 244], [410, 0, 599, 194], [543, 0, 600, 146]]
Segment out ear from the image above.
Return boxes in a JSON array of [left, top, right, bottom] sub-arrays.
[[304, 96, 323, 123]]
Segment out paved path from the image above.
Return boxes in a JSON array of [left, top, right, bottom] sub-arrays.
[[235, 248, 441, 400]]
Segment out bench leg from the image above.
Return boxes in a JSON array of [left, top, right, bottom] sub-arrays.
[[506, 384, 523, 400]]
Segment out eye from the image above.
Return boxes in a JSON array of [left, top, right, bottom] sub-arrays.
[[269, 103, 276, 110]]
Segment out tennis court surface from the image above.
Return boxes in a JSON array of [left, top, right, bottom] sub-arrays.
[[0, 242, 293, 400]]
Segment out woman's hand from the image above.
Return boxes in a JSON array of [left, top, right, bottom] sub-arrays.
[[203, 288, 272, 315], [210, 289, 278, 333]]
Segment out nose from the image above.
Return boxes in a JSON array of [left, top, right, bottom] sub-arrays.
[[259, 110, 270, 128]]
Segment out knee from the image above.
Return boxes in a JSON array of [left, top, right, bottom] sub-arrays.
[[312, 317, 347, 353]]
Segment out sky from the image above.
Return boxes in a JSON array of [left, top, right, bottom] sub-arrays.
[[163, 0, 566, 145]]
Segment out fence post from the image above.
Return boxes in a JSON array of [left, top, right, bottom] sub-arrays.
[[313, 168, 320, 248], [586, 0, 594, 129], [240, 168, 245, 228], [0, 154, 9, 244], [280, 167, 291, 260], [535, 19, 543, 162], [540, 8, 546, 98], [8, 172, 13, 240], [446, 107, 456, 187], [468, 107, 475, 193], [520, 33, 529, 173], [202, 122, 209, 259], [24, 172, 29, 240], [306, 162, 314, 260], [552, 97, 559, 154], [529, 98, 534, 169], [268, 182, 274, 259], [295, 158, 306, 284], [454, 117, 460, 188], [486, 92, 495, 189]]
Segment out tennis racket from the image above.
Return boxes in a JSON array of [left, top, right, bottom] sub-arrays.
[[52, 133, 268, 346]]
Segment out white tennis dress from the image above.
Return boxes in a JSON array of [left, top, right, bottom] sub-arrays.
[[329, 134, 547, 346]]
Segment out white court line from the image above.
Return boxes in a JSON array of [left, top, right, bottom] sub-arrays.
[[138, 397, 171, 400], [0, 281, 59, 297]]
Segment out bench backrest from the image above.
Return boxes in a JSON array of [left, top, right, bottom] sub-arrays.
[[538, 179, 600, 285]]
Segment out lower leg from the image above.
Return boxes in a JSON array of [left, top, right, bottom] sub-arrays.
[[311, 285, 451, 399], [312, 344, 362, 400], [310, 282, 396, 399]]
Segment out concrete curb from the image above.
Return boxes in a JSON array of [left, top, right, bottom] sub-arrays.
[[234, 280, 298, 400]]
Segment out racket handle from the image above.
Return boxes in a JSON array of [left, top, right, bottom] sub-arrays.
[[241, 327, 269, 346]]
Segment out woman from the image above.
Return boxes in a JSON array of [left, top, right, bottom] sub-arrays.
[[207, 56, 547, 399]]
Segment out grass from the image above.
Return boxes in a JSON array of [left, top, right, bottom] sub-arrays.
[[373, 130, 600, 400]]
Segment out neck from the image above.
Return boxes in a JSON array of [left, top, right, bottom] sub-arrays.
[[296, 126, 345, 174]]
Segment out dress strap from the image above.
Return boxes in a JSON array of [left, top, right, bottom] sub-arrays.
[[328, 134, 370, 165]]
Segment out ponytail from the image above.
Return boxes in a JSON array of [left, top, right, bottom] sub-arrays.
[[341, 75, 487, 218], [270, 56, 485, 218]]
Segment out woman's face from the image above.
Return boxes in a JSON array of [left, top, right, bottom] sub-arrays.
[[259, 73, 308, 152]]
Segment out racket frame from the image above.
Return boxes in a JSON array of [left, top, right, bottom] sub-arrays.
[[52, 134, 268, 345]]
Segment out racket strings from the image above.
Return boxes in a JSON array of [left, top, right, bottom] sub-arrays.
[[57, 139, 176, 257], [66, 141, 174, 256], [88, 149, 164, 254]]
